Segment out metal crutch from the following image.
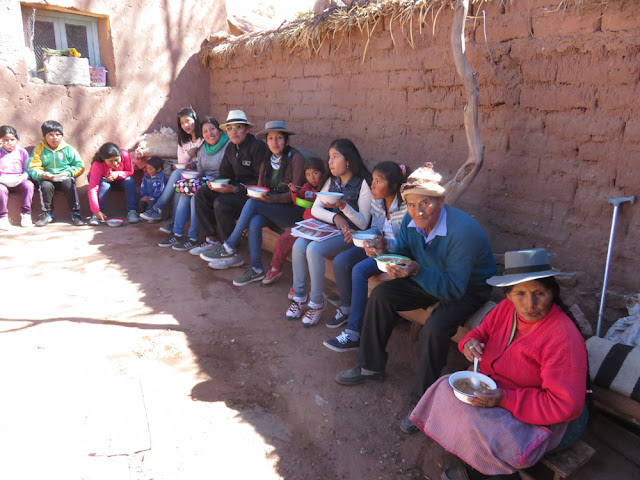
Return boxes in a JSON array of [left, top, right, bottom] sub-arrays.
[[596, 195, 637, 337]]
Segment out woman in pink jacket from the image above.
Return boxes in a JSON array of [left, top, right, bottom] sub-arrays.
[[88, 142, 138, 225], [409, 249, 589, 480]]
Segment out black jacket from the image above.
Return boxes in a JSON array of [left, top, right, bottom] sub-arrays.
[[219, 134, 267, 194]]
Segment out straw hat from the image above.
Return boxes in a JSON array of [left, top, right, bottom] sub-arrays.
[[256, 120, 296, 140], [487, 248, 574, 287], [400, 162, 446, 200], [219, 110, 254, 130]]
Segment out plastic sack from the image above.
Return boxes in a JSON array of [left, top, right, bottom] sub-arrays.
[[604, 293, 640, 347]]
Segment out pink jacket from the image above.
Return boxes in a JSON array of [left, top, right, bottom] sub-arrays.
[[88, 149, 134, 213], [459, 300, 587, 425]]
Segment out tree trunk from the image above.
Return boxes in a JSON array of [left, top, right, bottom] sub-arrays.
[[444, 0, 484, 205]]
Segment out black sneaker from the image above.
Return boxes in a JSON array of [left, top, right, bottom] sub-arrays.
[[172, 238, 197, 251], [35, 212, 53, 227], [158, 235, 182, 247], [159, 223, 173, 234], [326, 308, 349, 328], [323, 331, 360, 352], [71, 213, 84, 226]]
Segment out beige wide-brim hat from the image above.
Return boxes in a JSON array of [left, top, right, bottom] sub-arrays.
[[400, 162, 446, 200], [487, 248, 574, 287], [256, 120, 296, 140], [219, 109, 254, 130]]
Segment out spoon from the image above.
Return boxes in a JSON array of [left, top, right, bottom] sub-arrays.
[[470, 356, 481, 390]]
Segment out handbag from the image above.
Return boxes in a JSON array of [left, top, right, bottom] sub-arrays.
[[173, 175, 211, 196]]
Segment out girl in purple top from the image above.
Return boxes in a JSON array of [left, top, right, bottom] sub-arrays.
[[0, 125, 34, 229]]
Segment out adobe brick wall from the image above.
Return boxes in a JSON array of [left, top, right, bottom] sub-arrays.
[[206, 1, 640, 328], [0, 0, 227, 176]]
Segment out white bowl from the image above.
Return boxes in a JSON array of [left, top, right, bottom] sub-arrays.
[[209, 178, 230, 189], [246, 185, 269, 198], [448, 370, 497, 405], [352, 232, 378, 248], [181, 171, 199, 180], [106, 218, 124, 227], [174, 164, 186, 170], [374, 254, 411, 272], [316, 192, 344, 205]]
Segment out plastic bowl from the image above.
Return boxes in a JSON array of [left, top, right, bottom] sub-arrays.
[[316, 192, 344, 205], [209, 178, 230, 189], [374, 254, 412, 272], [246, 185, 269, 199], [352, 232, 378, 248], [174, 164, 186, 170], [106, 218, 124, 227], [295, 197, 314, 209], [448, 371, 497, 405], [181, 171, 199, 180]]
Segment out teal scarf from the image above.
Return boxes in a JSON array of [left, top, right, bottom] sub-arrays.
[[203, 132, 229, 155]]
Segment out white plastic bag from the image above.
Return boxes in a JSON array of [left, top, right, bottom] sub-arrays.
[[604, 294, 640, 347]]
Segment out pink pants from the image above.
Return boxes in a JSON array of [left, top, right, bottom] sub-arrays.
[[0, 179, 34, 217]]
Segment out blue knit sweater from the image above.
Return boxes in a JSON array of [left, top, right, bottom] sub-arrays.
[[392, 205, 496, 301]]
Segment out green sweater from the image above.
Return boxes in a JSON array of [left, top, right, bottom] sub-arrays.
[[29, 139, 85, 181], [393, 205, 496, 301]]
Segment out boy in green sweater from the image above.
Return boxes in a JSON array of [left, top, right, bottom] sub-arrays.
[[29, 120, 85, 226]]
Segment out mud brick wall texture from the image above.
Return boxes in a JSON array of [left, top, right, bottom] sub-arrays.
[[206, 1, 640, 328]]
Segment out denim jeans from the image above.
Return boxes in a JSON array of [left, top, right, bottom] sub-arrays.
[[173, 193, 197, 239], [226, 199, 303, 271], [344, 257, 381, 337], [155, 169, 181, 222], [99, 176, 137, 213], [333, 246, 368, 309], [292, 234, 352, 305]]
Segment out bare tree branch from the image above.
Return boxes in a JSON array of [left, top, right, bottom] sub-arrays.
[[444, 0, 484, 205]]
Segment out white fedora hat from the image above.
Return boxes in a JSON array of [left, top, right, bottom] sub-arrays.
[[219, 109, 254, 130], [487, 248, 574, 287]]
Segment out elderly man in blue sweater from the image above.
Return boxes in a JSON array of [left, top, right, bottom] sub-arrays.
[[335, 163, 497, 433]]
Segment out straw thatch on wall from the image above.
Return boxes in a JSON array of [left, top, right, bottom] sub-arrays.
[[199, 0, 599, 67]]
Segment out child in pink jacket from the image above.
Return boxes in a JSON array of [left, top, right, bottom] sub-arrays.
[[0, 125, 34, 229], [87, 142, 138, 225]]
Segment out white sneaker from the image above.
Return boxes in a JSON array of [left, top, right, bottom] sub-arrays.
[[20, 213, 32, 227], [127, 210, 140, 223], [302, 301, 326, 328], [88, 215, 100, 226], [0, 217, 9, 231], [189, 239, 220, 256]]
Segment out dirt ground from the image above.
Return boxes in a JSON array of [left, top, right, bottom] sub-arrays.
[[1, 219, 639, 480]]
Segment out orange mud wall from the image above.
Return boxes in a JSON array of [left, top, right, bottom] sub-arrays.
[[207, 0, 640, 326], [0, 0, 228, 172]]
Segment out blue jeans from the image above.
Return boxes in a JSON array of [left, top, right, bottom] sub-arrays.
[[333, 246, 368, 309], [155, 169, 181, 221], [292, 234, 352, 305], [173, 194, 197, 239], [346, 257, 381, 337], [99, 176, 137, 212], [226, 199, 303, 271]]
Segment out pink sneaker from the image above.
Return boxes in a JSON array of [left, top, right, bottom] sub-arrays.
[[262, 269, 283, 285]]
